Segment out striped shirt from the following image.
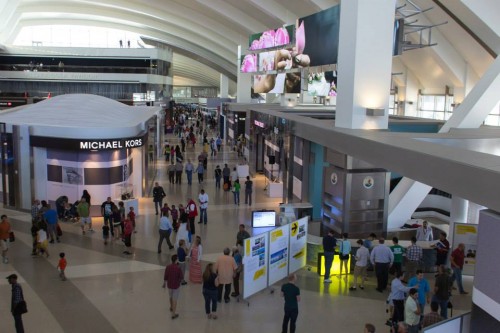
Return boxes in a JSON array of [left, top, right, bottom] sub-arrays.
[[407, 244, 423, 261]]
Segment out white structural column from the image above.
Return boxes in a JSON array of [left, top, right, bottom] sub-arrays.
[[449, 196, 469, 246], [335, 0, 396, 129], [441, 56, 500, 131], [388, 56, 500, 228], [220, 74, 229, 98], [236, 46, 252, 103]]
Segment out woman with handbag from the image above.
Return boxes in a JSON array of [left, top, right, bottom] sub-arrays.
[[202, 263, 218, 319]]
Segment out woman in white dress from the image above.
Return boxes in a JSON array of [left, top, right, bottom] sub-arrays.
[[175, 220, 190, 248]]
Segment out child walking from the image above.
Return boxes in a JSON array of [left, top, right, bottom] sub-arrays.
[[127, 207, 137, 233], [57, 252, 67, 281]]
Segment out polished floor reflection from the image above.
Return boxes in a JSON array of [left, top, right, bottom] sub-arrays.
[[0, 133, 472, 333]]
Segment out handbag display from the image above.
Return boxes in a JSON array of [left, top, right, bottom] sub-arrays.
[[9, 231, 15, 242]]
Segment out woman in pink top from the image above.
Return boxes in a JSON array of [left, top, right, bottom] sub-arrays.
[[189, 236, 203, 283]]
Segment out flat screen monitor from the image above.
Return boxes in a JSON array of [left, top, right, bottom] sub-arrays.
[[252, 210, 276, 228]]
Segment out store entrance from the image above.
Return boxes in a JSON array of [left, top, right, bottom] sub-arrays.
[[0, 130, 15, 207], [255, 134, 265, 173]]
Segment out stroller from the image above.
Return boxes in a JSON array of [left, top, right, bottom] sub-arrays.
[[62, 201, 79, 222]]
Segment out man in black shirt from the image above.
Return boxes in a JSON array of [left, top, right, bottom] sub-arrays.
[[214, 165, 222, 189], [152, 182, 166, 215], [433, 265, 451, 319], [322, 229, 337, 283], [244, 176, 253, 205], [222, 164, 231, 189], [281, 273, 300, 333]]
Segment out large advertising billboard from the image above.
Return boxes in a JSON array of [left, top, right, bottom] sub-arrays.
[[243, 233, 269, 299], [268, 225, 290, 285], [289, 217, 308, 273], [297, 5, 341, 67]]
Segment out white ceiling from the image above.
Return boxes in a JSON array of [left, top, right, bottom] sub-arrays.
[[0, 0, 497, 95]]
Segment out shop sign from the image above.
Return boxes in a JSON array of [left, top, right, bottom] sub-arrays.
[[30, 132, 147, 151], [254, 120, 265, 128]]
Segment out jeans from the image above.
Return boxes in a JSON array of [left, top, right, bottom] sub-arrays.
[[203, 288, 218, 314], [154, 199, 163, 214], [47, 223, 58, 241], [233, 191, 240, 205], [245, 190, 252, 205], [324, 252, 334, 279], [451, 267, 465, 293], [186, 171, 193, 185], [13, 314, 24, 333], [189, 217, 195, 235], [218, 283, 231, 302], [158, 229, 173, 251], [432, 295, 449, 319], [233, 271, 241, 295], [282, 308, 298, 333], [197, 173, 204, 183], [215, 177, 221, 189], [199, 208, 207, 224]]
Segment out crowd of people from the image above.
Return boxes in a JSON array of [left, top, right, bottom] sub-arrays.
[[322, 227, 468, 332]]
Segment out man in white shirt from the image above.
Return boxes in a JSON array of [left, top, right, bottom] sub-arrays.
[[404, 288, 421, 333], [158, 215, 174, 253], [415, 220, 433, 242], [198, 189, 209, 225], [350, 239, 369, 290]]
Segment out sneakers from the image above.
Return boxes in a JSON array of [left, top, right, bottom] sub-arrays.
[[324, 279, 332, 283], [171, 314, 179, 319]]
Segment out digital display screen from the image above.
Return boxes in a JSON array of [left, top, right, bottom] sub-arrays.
[[252, 210, 276, 227]]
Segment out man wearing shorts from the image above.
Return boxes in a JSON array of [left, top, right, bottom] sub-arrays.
[[163, 254, 183, 319], [77, 198, 93, 234], [0, 215, 11, 264]]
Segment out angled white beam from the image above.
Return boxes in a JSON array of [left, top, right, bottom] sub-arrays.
[[248, 0, 294, 24], [405, 12, 467, 86], [196, 0, 266, 33], [388, 56, 500, 228], [310, 0, 340, 10]]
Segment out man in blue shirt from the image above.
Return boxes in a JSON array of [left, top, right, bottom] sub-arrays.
[[408, 269, 430, 321], [43, 205, 59, 243], [370, 238, 394, 292], [322, 229, 337, 283]]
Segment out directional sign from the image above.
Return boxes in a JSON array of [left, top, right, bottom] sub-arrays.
[[291, 221, 298, 237]]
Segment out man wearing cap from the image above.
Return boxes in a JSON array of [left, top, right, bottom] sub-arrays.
[[0, 214, 11, 264], [7, 274, 26, 332]]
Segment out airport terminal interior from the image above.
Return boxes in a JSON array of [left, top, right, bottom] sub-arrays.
[[0, 0, 499, 332]]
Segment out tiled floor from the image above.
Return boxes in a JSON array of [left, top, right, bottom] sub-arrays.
[[0, 131, 472, 333]]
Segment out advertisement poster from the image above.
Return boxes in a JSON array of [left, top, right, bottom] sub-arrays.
[[298, 5, 341, 67], [288, 217, 308, 274], [453, 223, 478, 275], [243, 233, 269, 299], [268, 225, 290, 285]]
